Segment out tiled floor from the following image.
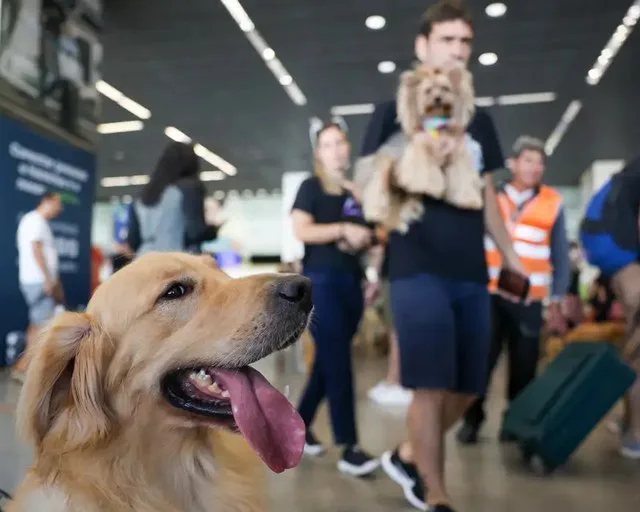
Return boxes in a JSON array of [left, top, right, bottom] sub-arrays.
[[1, 353, 639, 511]]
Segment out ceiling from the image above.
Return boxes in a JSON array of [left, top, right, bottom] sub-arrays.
[[96, 0, 640, 200]]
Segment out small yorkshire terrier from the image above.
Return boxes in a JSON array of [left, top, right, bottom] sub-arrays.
[[362, 62, 482, 233]]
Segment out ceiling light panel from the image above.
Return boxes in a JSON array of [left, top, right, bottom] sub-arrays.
[[586, 1, 639, 85], [365, 15, 386, 30], [485, 3, 507, 18], [378, 61, 396, 73], [478, 52, 498, 66], [96, 80, 151, 119], [220, 0, 307, 106]]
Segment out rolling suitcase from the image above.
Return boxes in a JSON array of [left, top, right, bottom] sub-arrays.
[[502, 341, 636, 474]]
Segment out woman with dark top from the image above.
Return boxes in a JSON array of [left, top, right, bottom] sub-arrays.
[[291, 121, 380, 477], [127, 141, 219, 255]]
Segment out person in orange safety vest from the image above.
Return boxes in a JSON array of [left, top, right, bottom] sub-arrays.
[[457, 135, 571, 444]]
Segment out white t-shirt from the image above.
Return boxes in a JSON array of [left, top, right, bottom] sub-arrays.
[[16, 210, 59, 285]]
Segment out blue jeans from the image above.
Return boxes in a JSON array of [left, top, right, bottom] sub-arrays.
[[391, 273, 491, 394], [297, 269, 363, 446]]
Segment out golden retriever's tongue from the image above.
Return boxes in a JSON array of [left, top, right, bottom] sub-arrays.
[[212, 367, 305, 473]]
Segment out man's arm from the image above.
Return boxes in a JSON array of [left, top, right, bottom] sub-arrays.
[[549, 207, 571, 301], [32, 240, 54, 292], [484, 173, 525, 274]]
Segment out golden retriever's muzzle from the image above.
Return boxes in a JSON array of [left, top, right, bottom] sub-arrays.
[[159, 273, 313, 474]]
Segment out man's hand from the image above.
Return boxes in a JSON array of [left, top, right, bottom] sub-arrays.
[[44, 278, 55, 296], [546, 301, 568, 336], [364, 280, 381, 307]]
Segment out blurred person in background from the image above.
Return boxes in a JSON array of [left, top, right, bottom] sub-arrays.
[[457, 136, 570, 445], [127, 141, 220, 255], [291, 120, 380, 477], [38, 0, 68, 104], [580, 157, 640, 459], [13, 191, 63, 382], [360, 2, 525, 509], [565, 241, 586, 328]]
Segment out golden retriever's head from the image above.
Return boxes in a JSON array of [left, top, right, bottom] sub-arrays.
[[397, 62, 475, 134], [16, 252, 313, 473]]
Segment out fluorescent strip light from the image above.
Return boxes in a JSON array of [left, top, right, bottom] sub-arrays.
[[475, 96, 495, 107], [97, 120, 144, 134], [200, 170, 226, 181], [220, 0, 254, 32], [545, 100, 583, 156], [163, 126, 236, 177], [220, 1, 306, 106], [129, 175, 150, 185], [586, 1, 639, 85], [164, 126, 192, 143], [101, 176, 132, 187], [331, 92, 555, 115], [101, 175, 150, 187], [497, 92, 556, 105], [96, 80, 151, 119], [331, 103, 375, 116], [194, 144, 236, 176]]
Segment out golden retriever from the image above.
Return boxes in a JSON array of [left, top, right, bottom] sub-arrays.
[[362, 62, 481, 233], [8, 252, 313, 512]]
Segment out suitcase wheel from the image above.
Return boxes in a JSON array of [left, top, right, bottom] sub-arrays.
[[521, 447, 556, 476]]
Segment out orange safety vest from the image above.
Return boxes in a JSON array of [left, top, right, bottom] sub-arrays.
[[485, 185, 562, 301]]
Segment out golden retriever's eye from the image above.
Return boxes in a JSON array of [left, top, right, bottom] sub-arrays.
[[160, 281, 194, 301]]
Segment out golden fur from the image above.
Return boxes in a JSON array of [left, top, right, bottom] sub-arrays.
[[8, 252, 311, 512], [363, 62, 482, 233]]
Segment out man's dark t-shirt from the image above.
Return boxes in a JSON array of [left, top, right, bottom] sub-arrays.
[[361, 100, 504, 283], [291, 177, 365, 276]]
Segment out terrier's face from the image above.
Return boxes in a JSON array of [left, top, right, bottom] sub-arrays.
[[414, 67, 457, 119], [397, 63, 475, 134]]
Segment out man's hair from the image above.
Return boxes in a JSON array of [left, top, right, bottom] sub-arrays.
[[512, 136, 547, 161], [40, 191, 59, 203], [419, 0, 474, 37]]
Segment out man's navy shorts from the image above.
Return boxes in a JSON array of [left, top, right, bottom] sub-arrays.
[[391, 272, 491, 395]]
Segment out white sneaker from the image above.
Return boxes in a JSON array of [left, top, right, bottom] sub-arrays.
[[368, 381, 391, 401], [368, 381, 412, 407]]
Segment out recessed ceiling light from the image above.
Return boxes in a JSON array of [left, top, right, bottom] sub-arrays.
[[279, 74, 293, 86], [378, 60, 396, 73], [485, 3, 507, 18], [262, 47, 275, 60], [478, 52, 498, 66], [365, 15, 386, 30]]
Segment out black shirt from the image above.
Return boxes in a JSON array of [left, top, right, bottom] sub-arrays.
[[361, 100, 504, 283], [291, 176, 364, 276]]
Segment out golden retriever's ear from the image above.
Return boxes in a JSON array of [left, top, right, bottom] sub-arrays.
[[16, 311, 114, 451], [397, 69, 421, 135]]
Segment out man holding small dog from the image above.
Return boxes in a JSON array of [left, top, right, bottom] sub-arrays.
[[457, 136, 571, 445], [360, 2, 525, 511]]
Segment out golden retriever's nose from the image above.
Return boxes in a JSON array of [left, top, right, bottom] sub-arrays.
[[275, 276, 313, 314]]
